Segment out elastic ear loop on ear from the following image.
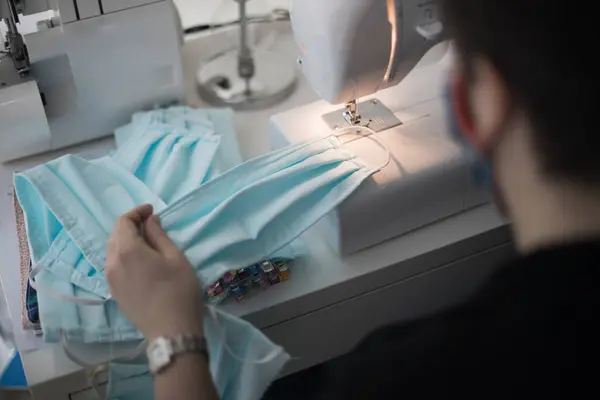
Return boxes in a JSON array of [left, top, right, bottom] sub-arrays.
[[206, 305, 287, 364], [330, 126, 392, 172], [450, 73, 479, 146]]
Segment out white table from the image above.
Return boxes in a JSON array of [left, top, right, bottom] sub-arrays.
[[0, 5, 514, 399]]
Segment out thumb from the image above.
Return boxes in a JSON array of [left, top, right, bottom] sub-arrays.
[[144, 215, 178, 255]]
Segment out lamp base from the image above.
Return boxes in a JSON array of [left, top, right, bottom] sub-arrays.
[[197, 48, 297, 111]]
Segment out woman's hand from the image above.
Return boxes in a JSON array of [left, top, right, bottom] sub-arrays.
[[106, 204, 204, 341]]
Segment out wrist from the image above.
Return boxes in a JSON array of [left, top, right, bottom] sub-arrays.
[[145, 320, 204, 342]]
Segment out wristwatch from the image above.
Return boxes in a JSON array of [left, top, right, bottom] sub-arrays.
[[147, 334, 209, 375]]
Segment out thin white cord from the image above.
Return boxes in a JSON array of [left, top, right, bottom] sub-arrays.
[[332, 126, 392, 172], [29, 264, 109, 306], [62, 306, 283, 376], [61, 330, 147, 367], [89, 364, 108, 400], [36, 267, 283, 367], [61, 331, 105, 368]]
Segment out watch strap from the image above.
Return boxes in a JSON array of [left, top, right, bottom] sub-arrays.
[[171, 334, 209, 360], [147, 334, 209, 375]]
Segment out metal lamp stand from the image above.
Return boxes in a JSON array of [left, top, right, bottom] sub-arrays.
[[196, 0, 297, 110]]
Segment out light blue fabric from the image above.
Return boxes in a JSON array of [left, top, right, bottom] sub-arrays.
[[158, 135, 375, 287], [106, 362, 154, 400], [14, 106, 376, 399], [114, 106, 218, 148], [16, 108, 227, 342], [114, 107, 239, 182], [16, 125, 221, 302]]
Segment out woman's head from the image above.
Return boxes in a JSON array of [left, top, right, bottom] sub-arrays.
[[442, 0, 597, 187]]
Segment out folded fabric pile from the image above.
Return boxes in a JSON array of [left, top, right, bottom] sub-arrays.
[[13, 105, 376, 399]]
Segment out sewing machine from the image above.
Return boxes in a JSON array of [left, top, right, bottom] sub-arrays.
[[270, 0, 491, 255], [0, 0, 184, 162]]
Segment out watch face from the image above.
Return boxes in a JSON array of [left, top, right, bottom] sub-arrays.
[[149, 338, 172, 373]]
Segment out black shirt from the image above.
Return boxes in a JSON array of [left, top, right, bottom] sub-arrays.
[[265, 240, 600, 399]]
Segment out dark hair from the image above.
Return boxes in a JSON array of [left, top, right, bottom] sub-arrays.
[[442, 1, 598, 185]]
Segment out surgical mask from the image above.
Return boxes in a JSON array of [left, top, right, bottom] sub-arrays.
[[158, 134, 379, 287], [113, 107, 237, 182], [114, 106, 221, 146], [444, 77, 492, 187]]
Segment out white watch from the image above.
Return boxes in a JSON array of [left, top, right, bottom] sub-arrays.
[[147, 334, 209, 375]]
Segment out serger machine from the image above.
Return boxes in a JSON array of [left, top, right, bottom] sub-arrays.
[[0, 0, 185, 161]]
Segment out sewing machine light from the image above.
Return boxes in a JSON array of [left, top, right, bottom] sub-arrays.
[[384, 0, 399, 83]]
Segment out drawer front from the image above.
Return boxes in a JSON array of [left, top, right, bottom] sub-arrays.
[[264, 243, 512, 376]]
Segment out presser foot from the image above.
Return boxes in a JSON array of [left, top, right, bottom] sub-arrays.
[[322, 98, 402, 133]]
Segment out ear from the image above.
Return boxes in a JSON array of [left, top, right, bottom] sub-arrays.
[[450, 72, 479, 147], [452, 58, 511, 154]]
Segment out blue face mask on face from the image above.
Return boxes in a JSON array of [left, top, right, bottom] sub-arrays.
[[14, 107, 380, 399], [443, 80, 493, 187]]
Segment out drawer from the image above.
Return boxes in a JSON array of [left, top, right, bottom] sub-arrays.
[[263, 243, 513, 376]]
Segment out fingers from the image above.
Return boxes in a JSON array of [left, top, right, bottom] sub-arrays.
[[144, 215, 178, 255], [113, 204, 154, 238], [123, 204, 154, 226]]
